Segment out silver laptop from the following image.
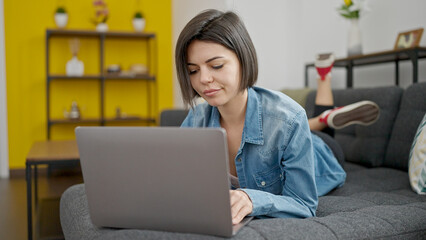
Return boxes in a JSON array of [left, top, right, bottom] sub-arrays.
[[75, 126, 252, 237]]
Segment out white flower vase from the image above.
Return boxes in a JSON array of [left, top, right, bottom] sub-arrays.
[[66, 56, 84, 76], [54, 13, 68, 28], [347, 19, 363, 56], [132, 18, 146, 32], [96, 23, 108, 32]]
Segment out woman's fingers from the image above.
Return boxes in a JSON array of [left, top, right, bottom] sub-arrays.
[[229, 190, 253, 225], [232, 204, 251, 225]]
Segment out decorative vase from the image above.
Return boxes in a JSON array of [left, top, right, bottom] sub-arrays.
[[54, 13, 68, 28], [347, 19, 362, 56], [96, 23, 108, 32], [68, 101, 81, 120], [132, 18, 146, 32], [66, 56, 84, 76]]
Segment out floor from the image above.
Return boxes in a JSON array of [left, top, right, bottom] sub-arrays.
[[0, 169, 83, 240]]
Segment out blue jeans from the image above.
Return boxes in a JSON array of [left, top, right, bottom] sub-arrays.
[[311, 105, 345, 167]]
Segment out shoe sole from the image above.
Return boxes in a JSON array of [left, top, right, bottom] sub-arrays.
[[315, 53, 335, 68], [328, 101, 380, 129]]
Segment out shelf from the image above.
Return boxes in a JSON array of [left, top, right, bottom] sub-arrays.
[[46, 29, 157, 139], [49, 117, 156, 125], [49, 118, 101, 124], [105, 31, 156, 39], [46, 29, 156, 39], [47, 74, 156, 81], [104, 73, 156, 81], [104, 117, 156, 123], [48, 74, 102, 80], [305, 47, 426, 68], [305, 46, 426, 87]]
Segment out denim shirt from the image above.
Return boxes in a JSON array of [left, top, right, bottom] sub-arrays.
[[181, 87, 346, 219]]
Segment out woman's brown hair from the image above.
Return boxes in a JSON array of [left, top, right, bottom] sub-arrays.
[[175, 9, 258, 107]]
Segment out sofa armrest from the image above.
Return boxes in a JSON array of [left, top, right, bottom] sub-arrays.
[[60, 184, 113, 240], [280, 88, 313, 109]]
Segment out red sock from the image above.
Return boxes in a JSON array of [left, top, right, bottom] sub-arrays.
[[316, 64, 333, 81]]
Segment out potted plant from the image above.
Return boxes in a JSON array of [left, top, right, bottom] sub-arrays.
[[54, 6, 68, 28], [92, 0, 109, 32], [337, 0, 369, 56], [132, 11, 146, 32]]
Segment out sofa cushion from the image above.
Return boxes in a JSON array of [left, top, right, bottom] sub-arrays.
[[281, 88, 313, 108], [243, 201, 426, 239], [315, 164, 426, 235], [306, 86, 403, 167], [95, 226, 263, 240], [408, 113, 426, 194], [312, 163, 426, 239], [61, 166, 426, 240], [385, 82, 426, 171], [313, 202, 426, 239], [323, 162, 417, 198]]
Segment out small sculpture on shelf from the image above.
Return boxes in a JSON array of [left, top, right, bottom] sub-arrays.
[[64, 101, 81, 120], [106, 63, 148, 77], [106, 64, 122, 74], [115, 106, 135, 120], [129, 63, 148, 75], [66, 38, 84, 76], [54, 6, 68, 28], [115, 106, 122, 119]]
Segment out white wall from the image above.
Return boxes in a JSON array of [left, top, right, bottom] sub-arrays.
[[172, 0, 426, 107], [302, 0, 426, 89], [172, 0, 229, 107], [0, 0, 10, 178], [232, 0, 303, 90], [172, 0, 296, 107]]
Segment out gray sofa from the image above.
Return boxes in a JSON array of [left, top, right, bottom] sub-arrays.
[[60, 82, 426, 239]]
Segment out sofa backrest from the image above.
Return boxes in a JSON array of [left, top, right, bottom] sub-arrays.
[[384, 82, 426, 171], [159, 109, 189, 126], [306, 86, 403, 167]]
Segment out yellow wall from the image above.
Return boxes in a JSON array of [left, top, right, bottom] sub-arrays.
[[4, 0, 173, 169]]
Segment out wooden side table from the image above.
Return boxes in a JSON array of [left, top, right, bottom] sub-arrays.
[[26, 140, 80, 240]]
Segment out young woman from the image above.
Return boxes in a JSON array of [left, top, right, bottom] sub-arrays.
[[175, 9, 378, 225]]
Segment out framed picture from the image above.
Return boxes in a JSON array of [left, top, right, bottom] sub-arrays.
[[394, 28, 424, 49]]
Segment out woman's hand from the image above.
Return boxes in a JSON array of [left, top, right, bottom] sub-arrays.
[[229, 190, 253, 225]]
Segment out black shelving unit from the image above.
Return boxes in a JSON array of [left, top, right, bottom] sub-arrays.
[[305, 46, 426, 88], [46, 29, 157, 139]]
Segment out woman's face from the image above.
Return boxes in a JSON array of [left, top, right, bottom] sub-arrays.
[[186, 40, 243, 108]]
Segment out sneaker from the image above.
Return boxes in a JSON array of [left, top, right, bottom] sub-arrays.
[[319, 100, 380, 129], [315, 53, 335, 80]]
